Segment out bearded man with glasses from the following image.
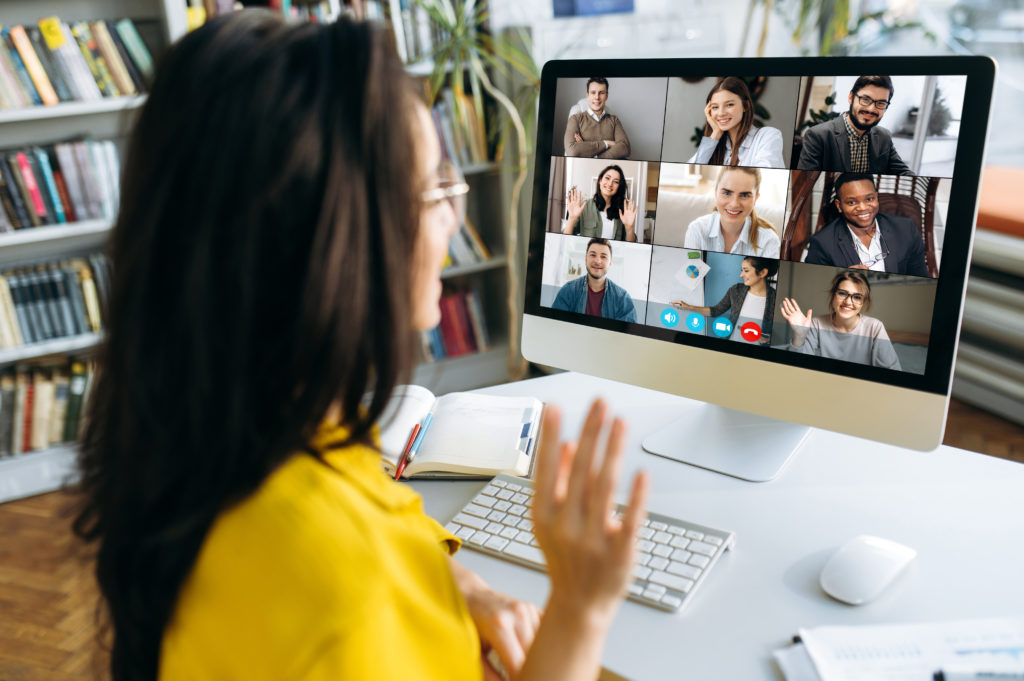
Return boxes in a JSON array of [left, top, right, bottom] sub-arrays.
[[797, 75, 914, 175]]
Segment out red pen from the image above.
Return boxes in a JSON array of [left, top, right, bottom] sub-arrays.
[[394, 423, 420, 480]]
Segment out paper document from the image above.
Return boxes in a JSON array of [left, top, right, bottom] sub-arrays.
[[793, 617, 1024, 681]]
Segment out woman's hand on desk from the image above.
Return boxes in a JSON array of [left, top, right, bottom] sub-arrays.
[[447, 558, 541, 679]]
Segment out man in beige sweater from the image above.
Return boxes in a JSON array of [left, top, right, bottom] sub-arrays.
[[563, 77, 631, 159]]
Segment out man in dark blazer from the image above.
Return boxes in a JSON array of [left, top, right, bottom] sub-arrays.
[[805, 173, 930, 277], [797, 75, 913, 176]]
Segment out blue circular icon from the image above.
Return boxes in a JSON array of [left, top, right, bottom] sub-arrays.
[[711, 316, 733, 338], [685, 313, 705, 333], [685, 264, 700, 279], [660, 308, 679, 328]]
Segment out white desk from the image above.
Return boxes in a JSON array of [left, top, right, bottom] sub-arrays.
[[412, 371, 1024, 680]]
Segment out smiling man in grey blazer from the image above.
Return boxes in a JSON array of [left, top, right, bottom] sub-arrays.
[[797, 75, 913, 176]]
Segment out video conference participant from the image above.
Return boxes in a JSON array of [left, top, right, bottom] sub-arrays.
[[564, 77, 631, 159], [805, 173, 929, 276], [780, 270, 902, 370], [687, 77, 785, 168], [552, 238, 638, 322], [562, 164, 639, 241], [672, 256, 777, 343], [683, 167, 780, 257], [797, 75, 913, 175]]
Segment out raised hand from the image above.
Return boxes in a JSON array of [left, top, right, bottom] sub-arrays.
[[531, 401, 649, 626], [704, 102, 723, 140], [566, 187, 586, 220], [780, 297, 812, 329], [618, 198, 638, 230]]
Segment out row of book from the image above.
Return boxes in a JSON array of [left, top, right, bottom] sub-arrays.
[[0, 139, 120, 231], [0, 17, 153, 109], [0, 256, 109, 349], [422, 289, 491, 361], [363, 0, 446, 66], [0, 358, 93, 458], [446, 216, 492, 268], [431, 91, 491, 167]]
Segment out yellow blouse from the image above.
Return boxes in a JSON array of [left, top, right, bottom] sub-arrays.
[[159, 421, 483, 680]]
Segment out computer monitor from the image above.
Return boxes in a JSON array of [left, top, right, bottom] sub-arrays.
[[522, 57, 995, 481]]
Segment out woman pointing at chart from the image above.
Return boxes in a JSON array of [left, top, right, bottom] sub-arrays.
[[73, 11, 648, 681]]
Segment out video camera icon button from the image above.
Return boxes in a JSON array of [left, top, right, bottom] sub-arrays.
[[711, 317, 733, 338]]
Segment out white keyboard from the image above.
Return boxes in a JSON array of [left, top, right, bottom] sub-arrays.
[[445, 473, 736, 613]]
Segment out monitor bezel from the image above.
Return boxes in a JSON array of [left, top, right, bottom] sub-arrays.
[[524, 56, 996, 397]]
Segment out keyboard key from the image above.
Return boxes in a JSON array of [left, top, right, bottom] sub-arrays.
[[511, 493, 529, 504], [483, 484, 501, 495], [500, 527, 520, 540], [705, 535, 724, 547], [637, 539, 655, 553], [520, 487, 534, 496], [505, 541, 545, 564], [494, 500, 512, 512], [628, 583, 645, 596], [653, 531, 672, 544], [636, 552, 651, 566], [453, 513, 488, 530], [652, 544, 673, 558], [669, 536, 691, 550], [517, 518, 533, 532], [463, 503, 491, 518], [650, 521, 668, 531], [643, 587, 665, 601], [670, 549, 692, 563], [492, 480, 507, 488], [667, 561, 701, 580], [485, 536, 510, 551], [487, 510, 507, 522], [496, 489, 514, 500], [486, 522, 504, 534], [469, 531, 490, 546], [661, 594, 682, 608], [638, 527, 655, 540], [508, 504, 528, 516], [505, 483, 521, 492], [689, 554, 710, 569], [474, 495, 497, 508], [649, 570, 694, 593], [633, 565, 652, 580], [501, 514, 521, 527], [648, 556, 669, 571], [689, 541, 717, 557], [667, 525, 686, 536], [455, 526, 476, 540], [685, 530, 704, 541]]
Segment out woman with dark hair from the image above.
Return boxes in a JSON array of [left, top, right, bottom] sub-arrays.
[[672, 256, 777, 344], [780, 270, 902, 369], [687, 77, 785, 168], [562, 164, 639, 241], [73, 11, 648, 681]]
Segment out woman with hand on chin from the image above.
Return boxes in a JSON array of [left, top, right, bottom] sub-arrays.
[[562, 164, 640, 241], [687, 77, 785, 169], [780, 270, 902, 370], [672, 256, 777, 344], [683, 166, 780, 257], [73, 11, 649, 681]]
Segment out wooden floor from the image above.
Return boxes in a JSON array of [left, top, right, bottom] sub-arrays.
[[1, 399, 1022, 681]]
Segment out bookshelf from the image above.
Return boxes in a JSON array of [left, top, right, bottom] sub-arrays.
[[0, 1, 518, 503]]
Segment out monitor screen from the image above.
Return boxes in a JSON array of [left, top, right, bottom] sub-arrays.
[[523, 57, 995, 460]]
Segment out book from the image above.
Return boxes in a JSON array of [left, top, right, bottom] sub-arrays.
[[5, 153, 42, 226], [7, 25, 59, 106], [377, 384, 542, 479], [49, 368, 69, 444], [113, 19, 153, 87], [90, 21, 135, 96], [70, 22, 119, 97], [30, 368, 55, 451], [63, 360, 86, 442], [12, 367, 28, 455], [2, 29, 44, 106], [0, 154, 30, 228], [0, 371, 15, 457], [26, 25, 74, 102], [104, 20, 145, 93]]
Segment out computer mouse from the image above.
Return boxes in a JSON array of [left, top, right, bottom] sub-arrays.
[[819, 535, 917, 605]]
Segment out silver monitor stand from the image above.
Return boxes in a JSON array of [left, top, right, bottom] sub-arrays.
[[642, 404, 810, 482]]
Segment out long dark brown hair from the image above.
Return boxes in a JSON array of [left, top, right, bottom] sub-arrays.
[[593, 164, 627, 221], [72, 11, 421, 681], [704, 76, 755, 166]]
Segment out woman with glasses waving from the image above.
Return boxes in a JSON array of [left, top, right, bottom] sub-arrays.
[[73, 11, 648, 681], [780, 270, 902, 370]]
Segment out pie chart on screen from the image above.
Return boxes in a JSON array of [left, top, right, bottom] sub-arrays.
[[686, 265, 700, 279]]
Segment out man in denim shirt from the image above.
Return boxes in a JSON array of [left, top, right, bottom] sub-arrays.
[[552, 238, 637, 322]]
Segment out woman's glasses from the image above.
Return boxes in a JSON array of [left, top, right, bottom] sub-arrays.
[[420, 160, 469, 226], [834, 290, 866, 305]]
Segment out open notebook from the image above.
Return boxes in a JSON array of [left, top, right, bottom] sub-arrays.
[[378, 385, 543, 479]]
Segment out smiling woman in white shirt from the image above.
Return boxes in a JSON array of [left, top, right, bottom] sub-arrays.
[[683, 166, 781, 257], [687, 77, 786, 169]]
